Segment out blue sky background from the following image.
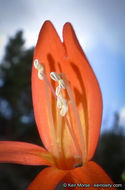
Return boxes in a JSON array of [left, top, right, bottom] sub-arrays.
[[0, 0, 125, 132]]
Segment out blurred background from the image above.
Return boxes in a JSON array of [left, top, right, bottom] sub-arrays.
[[0, 0, 125, 189]]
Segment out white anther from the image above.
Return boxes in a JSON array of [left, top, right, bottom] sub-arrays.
[[50, 72, 65, 89], [57, 96, 62, 109], [50, 71, 68, 116], [50, 72, 61, 81], [34, 59, 44, 80], [57, 94, 68, 116], [38, 67, 44, 80], [34, 59, 39, 69], [58, 79, 65, 89], [56, 86, 61, 96], [57, 94, 63, 108], [34, 59, 44, 71], [60, 99, 68, 117]]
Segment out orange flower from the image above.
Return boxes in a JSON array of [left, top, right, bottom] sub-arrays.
[[0, 21, 115, 190]]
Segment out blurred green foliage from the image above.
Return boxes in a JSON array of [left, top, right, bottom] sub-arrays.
[[0, 31, 41, 144], [0, 31, 125, 189]]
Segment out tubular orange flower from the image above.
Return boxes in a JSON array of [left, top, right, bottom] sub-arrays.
[[0, 21, 116, 190]]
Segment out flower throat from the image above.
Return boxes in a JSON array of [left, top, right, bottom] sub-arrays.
[[34, 59, 87, 167]]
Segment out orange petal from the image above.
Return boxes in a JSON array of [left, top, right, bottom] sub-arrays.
[[32, 21, 66, 153], [32, 21, 78, 163], [63, 23, 103, 160], [27, 167, 68, 190], [0, 141, 54, 166], [63, 161, 116, 190]]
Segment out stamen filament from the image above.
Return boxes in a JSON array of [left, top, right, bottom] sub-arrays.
[[43, 75, 59, 158], [61, 73, 87, 164], [64, 116, 81, 155], [43, 74, 81, 155], [43, 74, 57, 99], [56, 111, 62, 151]]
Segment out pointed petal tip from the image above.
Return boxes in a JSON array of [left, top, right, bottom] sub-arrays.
[[42, 20, 54, 27], [37, 20, 56, 41], [39, 20, 55, 36], [63, 22, 73, 36], [63, 22, 85, 57], [63, 22, 72, 28]]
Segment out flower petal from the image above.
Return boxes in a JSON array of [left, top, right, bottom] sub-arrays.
[[63, 161, 116, 190], [32, 21, 66, 152], [32, 21, 79, 164], [0, 141, 54, 166], [63, 23, 103, 160], [27, 167, 68, 190]]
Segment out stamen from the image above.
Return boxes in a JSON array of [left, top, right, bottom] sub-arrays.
[[38, 68, 44, 80], [50, 72, 61, 81], [57, 95, 62, 109], [64, 116, 81, 155], [61, 73, 87, 164], [34, 59, 39, 69], [56, 86, 61, 96], [50, 72, 65, 88], [50, 72, 68, 117], [44, 77, 59, 157], [50, 72, 81, 155], [34, 61, 81, 159], [34, 59, 58, 157], [56, 111, 63, 152], [58, 96, 68, 116], [46, 74, 81, 155], [34, 59, 44, 80]]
